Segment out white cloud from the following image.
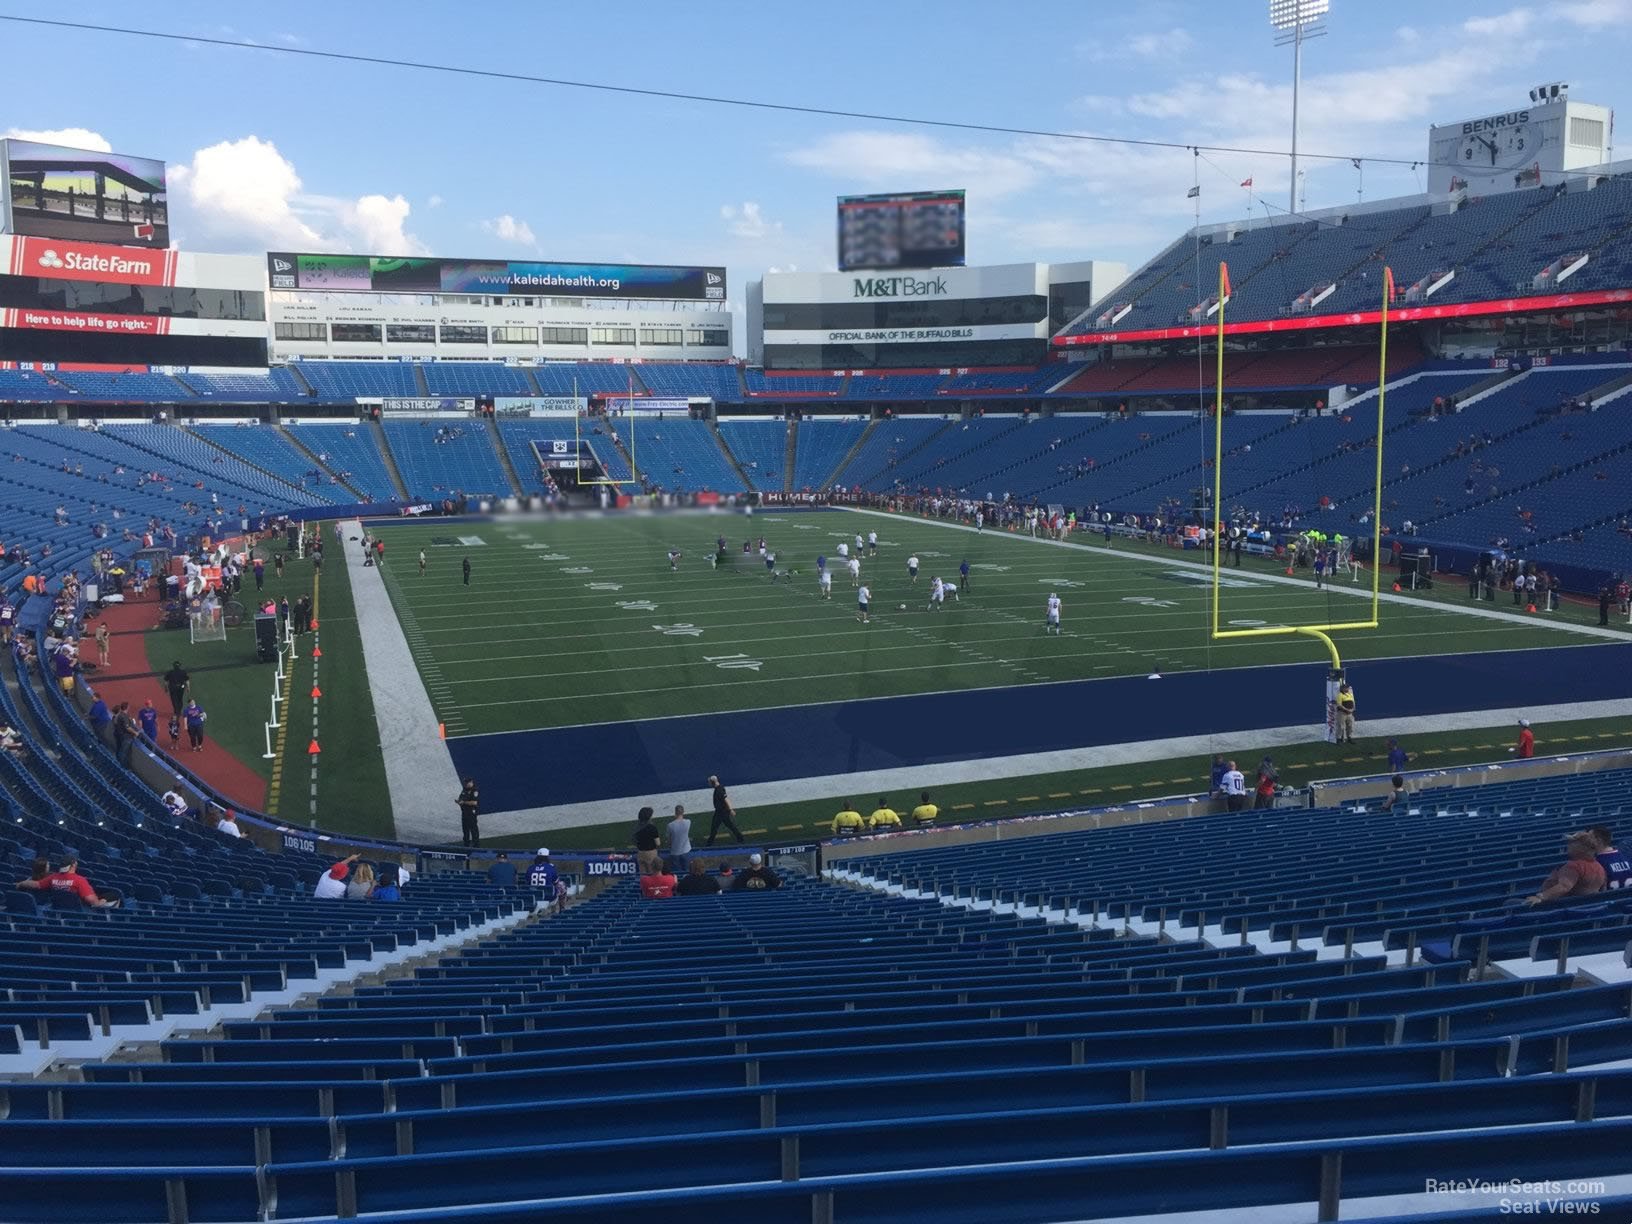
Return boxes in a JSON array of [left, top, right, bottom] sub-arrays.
[[427, 194, 444, 208], [784, 130, 1040, 200], [1128, 28, 1193, 58], [2, 126, 113, 152], [1463, 9, 1534, 38], [168, 135, 426, 253], [1559, 0, 1632, 26], [482, 213, 538, 249], [720, 201, 782, 240]]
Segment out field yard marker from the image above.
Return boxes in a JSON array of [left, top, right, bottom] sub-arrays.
[[778, 823, 804, 831], [1110, 784, 1134, 791], [1047, 792, 1072, 799], [743, 827, 767, 835], [1015, 795, 1040, 802], [983, 800, 1008, 807], [951, 803, 976, 811]]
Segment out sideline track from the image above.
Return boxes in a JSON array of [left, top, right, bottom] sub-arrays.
[[342, 520, 462, 843]]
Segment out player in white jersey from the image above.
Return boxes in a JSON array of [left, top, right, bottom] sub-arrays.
[[819, 566, 832, 598], [942, 580, 959, 602], [928, 576, 945, 611], [1045, 592, 1062, 634], [837, 541, 849, 559], [907, 555, 919, 583], [667, 549, 681, 571], [855, 533, 864, 555], [856, 584, 871, 623], [847, 556, 861, 586], [867, 531, 878, 556]]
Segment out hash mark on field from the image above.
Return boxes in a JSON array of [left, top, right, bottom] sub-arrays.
[[1080, 788, 1102, 795], [951, 803, 976, 811], [1110, 784, 1134, 791], [778, 824, 804, 831], [983, 800, 1008, 807], [1047, 792, 1072, 799], [743, 828, 767, 835], [1015, 795, 1040, 802]]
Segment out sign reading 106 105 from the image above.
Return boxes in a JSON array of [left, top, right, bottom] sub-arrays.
[[837, 189, 965, 273]]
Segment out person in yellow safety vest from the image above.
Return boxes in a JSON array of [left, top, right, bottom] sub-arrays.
[[831, 802, 865, 837], [910, 791, 938, 825], [868, 797, 902, 830]]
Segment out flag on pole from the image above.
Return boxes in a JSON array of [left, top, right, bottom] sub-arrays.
[[1185, 184, 1200, 199], [1240, 177, 1253, 188], [1351, 159, 1362, 170]]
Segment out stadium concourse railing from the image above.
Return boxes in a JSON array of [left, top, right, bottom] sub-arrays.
[[820, 745, 1632, 865]]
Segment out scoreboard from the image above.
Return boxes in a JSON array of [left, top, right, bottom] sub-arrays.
[[837, 190, 965, 272]]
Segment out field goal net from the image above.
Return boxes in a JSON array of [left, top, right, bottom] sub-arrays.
[[189, 606, 226, 644]]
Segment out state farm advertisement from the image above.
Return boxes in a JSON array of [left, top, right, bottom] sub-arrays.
[[6, 235, 179, 286], [1, 307, 168, 335]]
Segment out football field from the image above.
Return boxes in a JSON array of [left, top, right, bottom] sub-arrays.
[[373, 508, 1603, 739]]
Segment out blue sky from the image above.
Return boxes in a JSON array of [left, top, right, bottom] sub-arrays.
[[4, 0, 1629, 308]]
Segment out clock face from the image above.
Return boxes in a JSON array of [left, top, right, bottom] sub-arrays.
[[1457, 125, 1535, 173]]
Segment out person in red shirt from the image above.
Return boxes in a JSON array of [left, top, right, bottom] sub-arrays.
[[639, 867, 677, 899], [1515, 720, 1535, 759], [1526, 833, 1606, 905], [41, 858, 119, 908]]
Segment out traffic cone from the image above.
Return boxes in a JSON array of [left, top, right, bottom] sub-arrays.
[[310, 620, 319, 631], [307, 739, 321, 755], [1392, 583, 1401, 592], [1285, 566, 1294, 576], [438, 722, 446, 740], [310, 686, 322, 699], [311, 646, 322, 659], [1527, 603, 1537, 614]]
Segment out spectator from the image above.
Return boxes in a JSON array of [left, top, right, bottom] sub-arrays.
[[1514, 719, 1535, 759], [1253, 757, 1278, 810], [137, 698, 158, 743], [372, 867, 401, 902], [732, 852, 782, 890], [41, 857, 118, 908], [666, 804, 691, 873], [14, 857, 49, 889], [183, 699, 207, 752], [0, 723, 25, 757], [1386, 738, 1409, 772], [313, 854, 360, 899], [95, 621, 110, 668], [1334, 682, 1356, 743], [1382, 774, 1408, 810], [113, 702, 138, 767], [868, 797, 902, 830], [640, 864, 678, 899], [457, 778, 481, 847], [675, 859, 722, 896], [345, 863, 376, 900], [1588, 827, 1630, 891], [88, 694, 114, 748], [633, 806, 662, 875], [487, 853, 517, 888], [1220, 760, 1247, 811], [911, 791, 938, 825], [161, 787, 190, 821], [527, 847, 565, 908], [706, 775, 744, 845], [1209, 753, 1228, 797], [1525, 833, 1606, 905], [216, 809, 243, 839], [832, 801, 865, 836]]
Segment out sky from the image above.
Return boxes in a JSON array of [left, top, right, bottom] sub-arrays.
[[3, 0, 1630, 317]]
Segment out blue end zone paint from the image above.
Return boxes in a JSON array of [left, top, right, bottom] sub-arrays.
[[446, 642, 1632, 812]]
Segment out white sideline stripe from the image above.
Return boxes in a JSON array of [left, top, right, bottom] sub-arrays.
[[837, 507, 1624, 642], [342, 519, 463, 844], [473, 695, 1632, 835]]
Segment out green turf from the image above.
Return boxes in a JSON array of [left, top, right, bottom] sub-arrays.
[[485, 713, 1632, 851], [372, 508, 1613, 736]]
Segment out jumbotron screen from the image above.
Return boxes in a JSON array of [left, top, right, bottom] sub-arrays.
[[837, 190, 965, 272]]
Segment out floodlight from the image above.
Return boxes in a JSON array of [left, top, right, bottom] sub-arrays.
[[1269, 0, 1331, 216]]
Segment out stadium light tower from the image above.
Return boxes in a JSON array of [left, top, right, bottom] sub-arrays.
[[1270, 0, 1329, 217]]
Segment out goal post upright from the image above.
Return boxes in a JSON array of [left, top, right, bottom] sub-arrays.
[[1208, 263, 1395, 675]]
